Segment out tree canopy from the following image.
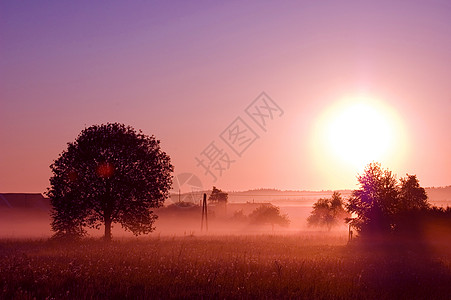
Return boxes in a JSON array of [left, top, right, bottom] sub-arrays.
[[346, 162, 430, 236], [307, 191, 349, 231], [48, 123, 173, 240], [249, 204, 290, 230], [208, 186, 228, 204], [398, 174, 429, 211]]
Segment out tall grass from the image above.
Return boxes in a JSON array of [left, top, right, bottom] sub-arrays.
[[1, 234, 450, 299]]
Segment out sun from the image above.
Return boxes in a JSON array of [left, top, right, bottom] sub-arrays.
[[310, 95, 408, 187], [325, 100, 393, 168]]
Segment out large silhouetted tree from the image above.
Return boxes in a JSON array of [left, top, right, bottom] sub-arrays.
[[346, 162, 398, 234], [48, 123, 173, 240], [308, 191, 349, 231]]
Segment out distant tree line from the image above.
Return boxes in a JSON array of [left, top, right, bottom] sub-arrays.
[[164, 186, 290, 231]]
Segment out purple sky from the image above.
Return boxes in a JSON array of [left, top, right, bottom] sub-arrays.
[[1, 1, 451, 193]]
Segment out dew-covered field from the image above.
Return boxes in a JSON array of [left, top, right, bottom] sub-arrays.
[[1, 234, 451, 299]]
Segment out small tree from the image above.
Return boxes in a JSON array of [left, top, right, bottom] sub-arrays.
[[48, 123, 173, 241], [249, 204, 290, 230], [398, 174, 429, 211], [307, 191, 348, 231], [394, 174, 430, 235], [208, 186, 228, 204]]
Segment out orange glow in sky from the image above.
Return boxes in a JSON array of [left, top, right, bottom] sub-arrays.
[[1, 1, 450, 192]]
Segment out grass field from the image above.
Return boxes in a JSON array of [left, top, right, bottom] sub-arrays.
[[1, 234, 450, 299]]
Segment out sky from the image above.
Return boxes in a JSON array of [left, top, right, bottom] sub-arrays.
[[1, 1, 450, 193]]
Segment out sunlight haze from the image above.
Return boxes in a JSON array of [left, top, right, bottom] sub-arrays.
[[1, 1, 450, 192]]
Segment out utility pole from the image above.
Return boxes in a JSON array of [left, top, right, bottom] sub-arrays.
[[348, 223, 353, 242], [201, 193, 208, 232]]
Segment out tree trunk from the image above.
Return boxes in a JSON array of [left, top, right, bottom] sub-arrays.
[[104, 216, 112, 241], [103, 179, 112, 241]]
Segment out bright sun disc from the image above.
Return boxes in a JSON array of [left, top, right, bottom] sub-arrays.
[[326, 101, 392, 168], [310, 95, 408, 188]]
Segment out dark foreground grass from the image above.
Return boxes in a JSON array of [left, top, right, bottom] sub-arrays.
[[1, 234, 450, 299]]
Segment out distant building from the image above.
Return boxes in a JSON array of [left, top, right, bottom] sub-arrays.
[[0, 193, 50, 212]]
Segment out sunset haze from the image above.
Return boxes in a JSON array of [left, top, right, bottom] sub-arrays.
[[1, 1, 450, 193]]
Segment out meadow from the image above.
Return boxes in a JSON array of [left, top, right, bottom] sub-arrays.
[[1, 234, 451, 299]]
